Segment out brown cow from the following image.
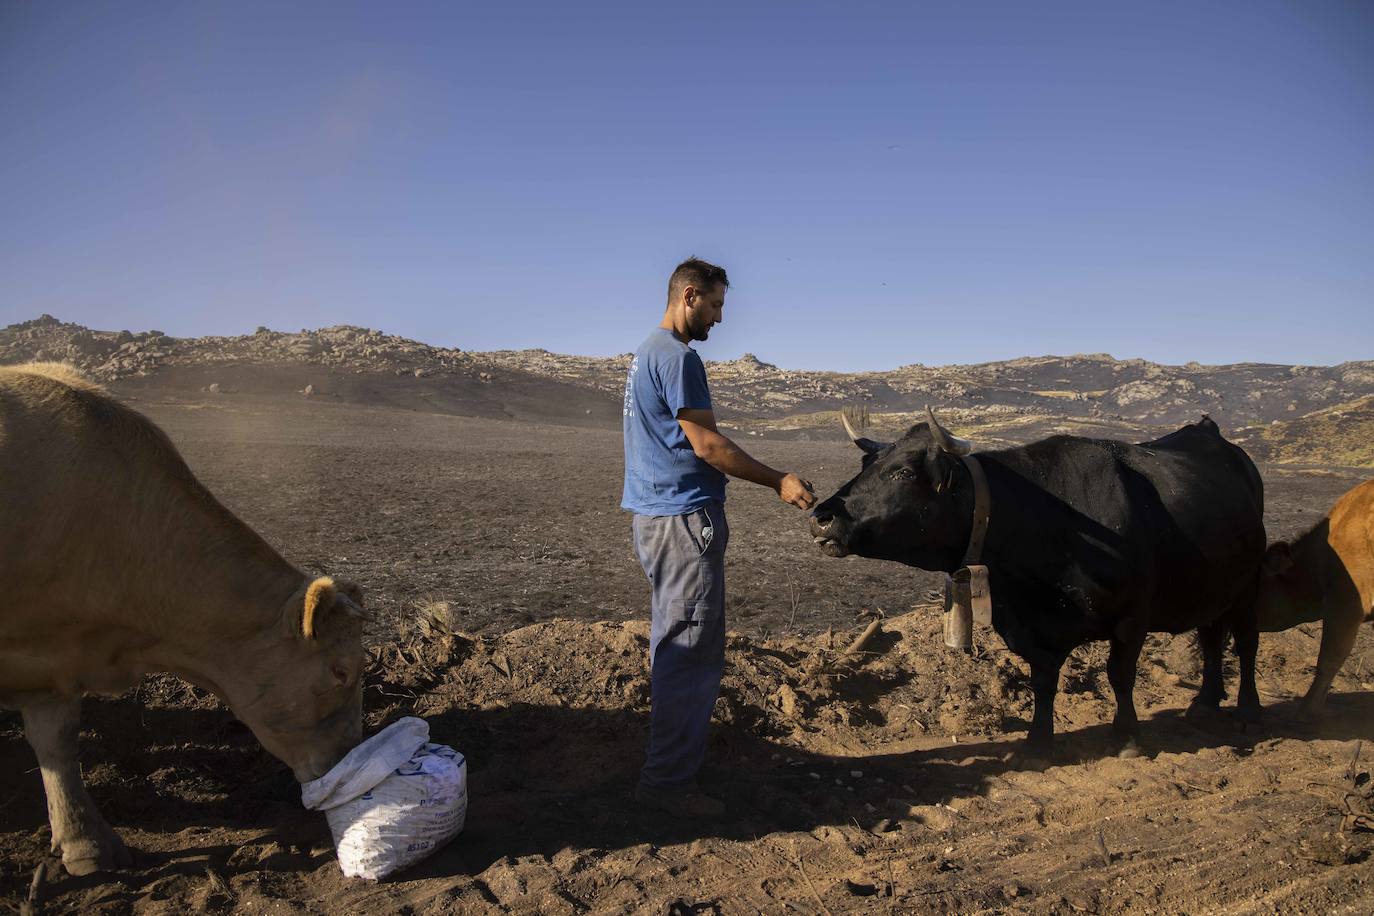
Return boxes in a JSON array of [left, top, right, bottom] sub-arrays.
[[1256, 477, 1374, 716], [0, 363, 366, 875]]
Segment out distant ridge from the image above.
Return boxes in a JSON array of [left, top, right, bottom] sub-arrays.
[[3, 315, 1372, 462]]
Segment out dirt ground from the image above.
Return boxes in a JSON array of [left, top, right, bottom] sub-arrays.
[[3, 391, 1374, 914]]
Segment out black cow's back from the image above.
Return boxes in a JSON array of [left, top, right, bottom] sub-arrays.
[[981, 418, 1265, 643]]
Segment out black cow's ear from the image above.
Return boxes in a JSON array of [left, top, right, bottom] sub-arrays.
[[1263, 542, 1293, 575], [924, 448, 957, 493]]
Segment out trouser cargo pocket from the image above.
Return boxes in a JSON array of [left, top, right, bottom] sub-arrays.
[[665, 598, 718, 650]]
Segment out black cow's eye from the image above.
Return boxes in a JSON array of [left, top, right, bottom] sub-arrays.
[[886, 467, 915, 481]]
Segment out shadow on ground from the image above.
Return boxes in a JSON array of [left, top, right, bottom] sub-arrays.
[[5, 688, 1373, 897]]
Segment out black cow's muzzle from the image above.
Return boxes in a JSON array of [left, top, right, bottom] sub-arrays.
[[810, 511, 849, 557]]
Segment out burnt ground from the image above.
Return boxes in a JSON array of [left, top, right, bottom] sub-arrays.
[[2, 389, 1374, 914]]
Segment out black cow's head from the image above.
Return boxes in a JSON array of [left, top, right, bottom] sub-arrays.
[[810, 407, 976, 571]]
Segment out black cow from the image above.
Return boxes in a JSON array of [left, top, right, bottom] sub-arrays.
[[811, 409, 1266, 764]]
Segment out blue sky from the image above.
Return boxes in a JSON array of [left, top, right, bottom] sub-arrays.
[[2, 1, 1371, 371]]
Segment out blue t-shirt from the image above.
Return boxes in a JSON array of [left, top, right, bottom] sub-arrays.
[[621, 328, 728, 515]]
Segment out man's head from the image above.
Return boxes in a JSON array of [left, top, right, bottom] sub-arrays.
[[667, 257, 729, 342]]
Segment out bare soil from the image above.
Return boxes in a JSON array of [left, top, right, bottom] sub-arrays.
[[3, 390, 1373, 914]]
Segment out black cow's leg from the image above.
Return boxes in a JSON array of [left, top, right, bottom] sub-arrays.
[[1188, 620, 1228, 716], [1230, 593, 1263, 725], [1107, 628, 1147, 758], [1012, 653, 1065, 769]]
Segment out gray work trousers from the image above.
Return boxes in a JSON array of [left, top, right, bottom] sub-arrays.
[[631, 500, 729, 792]]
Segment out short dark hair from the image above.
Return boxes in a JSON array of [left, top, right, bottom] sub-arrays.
[[668, 256, 729, 303]]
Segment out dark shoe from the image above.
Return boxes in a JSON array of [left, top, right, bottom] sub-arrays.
[[635, 785, 726, 820]]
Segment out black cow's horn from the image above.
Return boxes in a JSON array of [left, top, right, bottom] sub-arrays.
[[840, 409, 890, 454], [925, 405, 974, 455]]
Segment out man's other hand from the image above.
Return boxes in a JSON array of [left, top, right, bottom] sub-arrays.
[[778, 473, 816, 510]]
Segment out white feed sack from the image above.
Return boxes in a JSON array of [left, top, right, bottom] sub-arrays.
[[301, 717, 467, 880]]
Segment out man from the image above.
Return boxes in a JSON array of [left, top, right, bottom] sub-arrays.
[[622, 256, 816, 819]]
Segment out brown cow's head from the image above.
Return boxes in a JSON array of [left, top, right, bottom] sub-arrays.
[[1253, 539, 1315, 632], [226, 576, 368, 782]]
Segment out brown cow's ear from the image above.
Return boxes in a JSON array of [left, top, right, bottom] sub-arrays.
[[335, 580, 371, 622], [301, 577, 337, 640], [1263, 542, 1293, 576], [337, 579, 364, 605]]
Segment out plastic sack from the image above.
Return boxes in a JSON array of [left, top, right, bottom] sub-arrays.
[[301, 717, 467, 880]]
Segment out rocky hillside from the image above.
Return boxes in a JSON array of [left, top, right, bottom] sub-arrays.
[[457, 346, 1374, 431], [0, 315, 475, 381], [1234, 395, 1374, 468], [4, 315, 1372, 461]]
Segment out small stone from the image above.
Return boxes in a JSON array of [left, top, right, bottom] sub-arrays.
[[775, 684, 800, 719], [844, 879, 878, 897]]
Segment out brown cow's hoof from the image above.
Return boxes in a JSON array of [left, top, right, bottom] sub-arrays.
[[59, 831, 131, 876], [1004, 749, 1051, 772]]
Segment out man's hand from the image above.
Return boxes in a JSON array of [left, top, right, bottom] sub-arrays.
[[778, 473, 816, 510]]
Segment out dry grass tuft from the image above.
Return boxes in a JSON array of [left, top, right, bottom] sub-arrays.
[[409, 595, 458, 641]]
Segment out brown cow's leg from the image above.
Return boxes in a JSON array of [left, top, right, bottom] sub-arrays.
[[1301, 602, 1364, 718], [21, 697, 130, 876]]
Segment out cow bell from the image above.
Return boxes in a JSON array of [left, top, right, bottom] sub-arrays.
[[942, 566, 992, 652], [942, 574, 972, 651]]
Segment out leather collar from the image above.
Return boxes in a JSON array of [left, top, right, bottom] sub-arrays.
[[959, 453, 991, 567]]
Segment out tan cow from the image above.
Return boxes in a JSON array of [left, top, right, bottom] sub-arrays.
[[0, 363, 366, 875], [1256, 477, 1374, 716]]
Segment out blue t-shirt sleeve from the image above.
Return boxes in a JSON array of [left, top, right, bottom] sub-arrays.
[[662, 349, 713, 416]]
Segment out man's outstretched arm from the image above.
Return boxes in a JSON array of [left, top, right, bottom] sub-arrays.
[[678, 408, 816, 510]]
